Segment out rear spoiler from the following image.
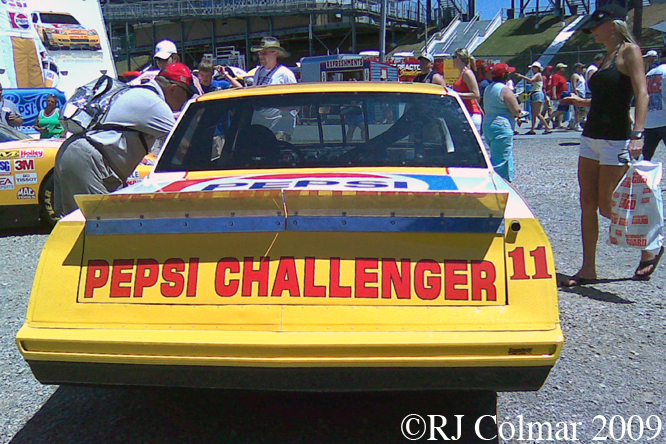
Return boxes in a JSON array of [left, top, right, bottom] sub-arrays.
[[76, 190, 508, 235]]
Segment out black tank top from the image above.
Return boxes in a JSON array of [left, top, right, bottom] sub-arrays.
[[583, 44, 633, 140], [413, 71, 436, 83]]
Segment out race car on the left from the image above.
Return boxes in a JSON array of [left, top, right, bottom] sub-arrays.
[[0, 138, 154, 229]]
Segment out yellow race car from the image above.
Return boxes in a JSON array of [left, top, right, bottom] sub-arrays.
[[31, 11, 102, 51], [17, 82, 563, 391], [0, 137, 155, 229]]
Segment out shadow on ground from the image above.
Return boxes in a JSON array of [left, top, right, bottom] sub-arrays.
[[11, 387, 499, 443]]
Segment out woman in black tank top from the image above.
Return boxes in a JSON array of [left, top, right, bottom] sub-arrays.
[[560, 5, 659, 286]]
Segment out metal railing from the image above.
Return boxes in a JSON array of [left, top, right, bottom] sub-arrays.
[[103, 0, 432, 23]]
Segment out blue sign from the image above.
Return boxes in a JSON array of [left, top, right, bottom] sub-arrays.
[[3, 88, 66, 135]]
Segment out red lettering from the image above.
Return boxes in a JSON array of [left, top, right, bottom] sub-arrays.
[[187, 258, 199, 297], [530, 246, 553, 279], [304, 257, 326, 297], [329, 257, 351, 298], [381, 258, 411, 299], [242, 257, 270, 296], [355, 258, 379, 298], [215, 258, 239, 297], [445, 260, 468, 300], [272, 257, 301, 297], [471, 261, 496, 301], [508, 247, 530, 280], [414, 259, 441, 300], [110, 259, 134, 298], [134, 258, 159, 297], [161, 258, 185, 297], [84, 260, 109, 298]]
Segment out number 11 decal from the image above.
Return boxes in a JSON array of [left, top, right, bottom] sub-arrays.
[[507, 247, 552, 280]]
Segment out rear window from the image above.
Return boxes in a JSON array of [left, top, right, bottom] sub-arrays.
[[156, 92, 486, 172], [40, 13, 80, 25]]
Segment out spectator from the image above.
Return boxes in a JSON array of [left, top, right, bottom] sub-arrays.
[[478, 65, 492, 109], [0, 83, 23, 128], [569, 63, 586, 130], [34, 94, 64, 139], [549, 63, 569, 129], [54, 63, 196, 216], [250, 37, 297, 140], [643, 49, 659, 72], [541, 65, 554, 123], [154, 40, 179, 71], [585, 54, 604, 98], [643, 56, 666, 160], [515, 61, 552, 135], [452, 48, 483, 132], [197, 58, 242, 93], [561, 4, 655, 285], [412, 53, 445, 86], [482, 63, 522, 182]]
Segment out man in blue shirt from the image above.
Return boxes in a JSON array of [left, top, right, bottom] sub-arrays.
[[197, 59, 242, 93]]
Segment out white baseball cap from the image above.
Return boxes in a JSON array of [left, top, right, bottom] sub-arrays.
[[644, 50, 658, 58], [528, 61, 543, 70], [154, 40, 177, 60]]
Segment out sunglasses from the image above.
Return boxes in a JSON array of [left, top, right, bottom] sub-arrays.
[[170, 81, 194, 98]]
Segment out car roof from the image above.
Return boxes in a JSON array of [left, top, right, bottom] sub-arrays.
[[197, 82, 452, 102]]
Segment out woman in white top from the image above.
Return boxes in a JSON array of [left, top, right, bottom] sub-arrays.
[[515, 61, 552, 135], [569, 63, 587, 130]]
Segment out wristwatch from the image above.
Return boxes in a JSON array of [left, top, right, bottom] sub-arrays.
[[631, 130, 644, 140]]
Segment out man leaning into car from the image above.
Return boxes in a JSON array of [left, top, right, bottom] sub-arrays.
[[0, 84, 23, 128], [54, 63, 197, 216]]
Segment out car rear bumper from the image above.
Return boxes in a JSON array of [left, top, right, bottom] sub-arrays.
[[18, 326, 562, 391]]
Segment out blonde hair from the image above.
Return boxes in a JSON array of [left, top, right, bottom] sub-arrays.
[[613, 20, 637, 45], [454, 48, 476, 72]]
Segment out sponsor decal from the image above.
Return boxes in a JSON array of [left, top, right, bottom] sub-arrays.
[[9, 12, 29, 29], [0, 176, 15, 190], [82, 256, 501, 304], [0, 160, 11, 175], [19, 149, 44, 159], [159, 173, 435, 193], [13, 159, 35, 171], [16, 187, 36, 199], [15, 173, 37, 185], [0, 151, 20, 159]]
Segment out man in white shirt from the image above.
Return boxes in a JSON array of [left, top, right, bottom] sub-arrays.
[[250, 36, 297, 140], [0, 84, 23, 127], [584, 54, 603, 99], [643, 58, 666, 160]]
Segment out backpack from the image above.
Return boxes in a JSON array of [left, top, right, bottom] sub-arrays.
[[60, 74, 157, 134]]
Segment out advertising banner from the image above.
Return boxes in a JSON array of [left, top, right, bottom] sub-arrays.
[[3, 87, 66, 134]]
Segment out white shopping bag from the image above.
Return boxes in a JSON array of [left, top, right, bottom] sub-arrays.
[[609, 160, 664, 250]]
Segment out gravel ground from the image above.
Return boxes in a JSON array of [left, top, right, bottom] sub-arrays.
[[1, 135, 665, 443]]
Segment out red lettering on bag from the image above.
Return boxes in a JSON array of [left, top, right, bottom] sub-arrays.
[[632, 215, 649, 225]]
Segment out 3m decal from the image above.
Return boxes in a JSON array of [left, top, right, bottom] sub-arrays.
[[15, 173, 37, 185], [0, 151, 20, 159], [0, 160, 10, 175], [507, 247, 552, 280], [19, 149, 44, 159], [16, 187, 36, 199], [0, 176, 14, 190], [13, 159, 35, 171], [83, 257, 499, 303]]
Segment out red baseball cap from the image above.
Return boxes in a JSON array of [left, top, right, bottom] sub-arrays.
[[546, 65, 554, 70], [491, 62, 516, 77], [158, 62, 197, 95]]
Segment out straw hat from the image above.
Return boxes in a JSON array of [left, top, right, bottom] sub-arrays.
[[251, 37, 290, 58]]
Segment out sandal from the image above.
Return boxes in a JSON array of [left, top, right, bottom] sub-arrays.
[[633, 246, 664, 281], [524, 130, 536, 135], [543, 130, 552, 134], [560, 275, 598, 287]]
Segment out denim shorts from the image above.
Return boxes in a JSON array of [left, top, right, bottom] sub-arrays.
[[530, 91, 545, 103]]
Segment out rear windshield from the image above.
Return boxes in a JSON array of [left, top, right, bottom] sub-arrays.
[[156, 92, 486, 172], [40, 13, 80, 25]]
